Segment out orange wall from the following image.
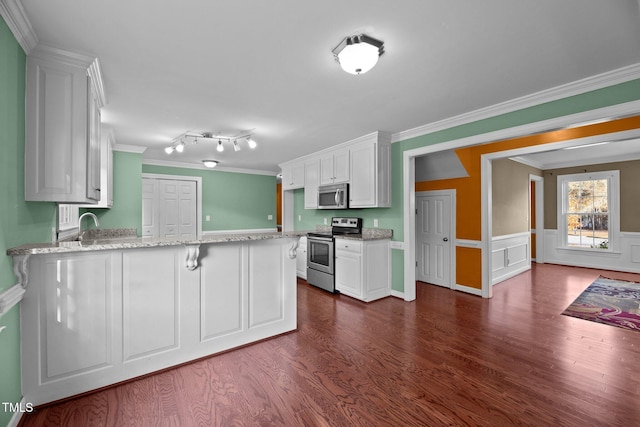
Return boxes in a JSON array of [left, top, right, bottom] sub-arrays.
[[276, 183, 282, 226], [416, 115, 640, 289]]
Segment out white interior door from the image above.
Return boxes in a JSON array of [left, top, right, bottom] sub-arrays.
[[159, 180, 179, 238], [141, 178, 158, 238], [142, 177, 197, 239], [416, 192, 453, 288], [177, 181, 197, 238]]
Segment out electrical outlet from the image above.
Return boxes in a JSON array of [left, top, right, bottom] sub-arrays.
[[205, 215, 211, 222], [373, 219, 379, 227], [268, 214, 273, 220], [298, 215, 302, 222], [324, 218, 328, 225]]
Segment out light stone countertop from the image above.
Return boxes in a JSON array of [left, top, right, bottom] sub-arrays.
[[7, 226, 393, 256], [7, 230, 309, 256]]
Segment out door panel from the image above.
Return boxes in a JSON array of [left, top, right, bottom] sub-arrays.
[[416, 194, 452, 288]]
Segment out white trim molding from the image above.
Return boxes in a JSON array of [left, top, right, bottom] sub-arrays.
[[491, 232, 531, 285], [143, 158, 277, 177], [0, 0, 38, 53], [456, 239, 482, 248], [114, 144, 147, 154], [454, 284, 482, 296], [391, 63, 640, 143], [0, 284, 25, 315], [543, 229, 640, 273]]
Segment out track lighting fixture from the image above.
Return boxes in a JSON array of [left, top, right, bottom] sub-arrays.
[[164, 130, 258, 168]]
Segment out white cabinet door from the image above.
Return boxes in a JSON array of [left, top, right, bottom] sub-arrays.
[[349, 134, 391, 208], [296, 237, 307, 278], [79, 129, 114, 208], [87, 77, 102, 201], [335, 240, 363, 299], [21, 252, 118, 404], [25, 47, 103, 203], [281, 161, 305, 190], [335, 238, 390, 302], [350, 141, 376, 207], [320, 149, 350, 185], [333, 149, 350, 183], [304, 159, 320, 209]]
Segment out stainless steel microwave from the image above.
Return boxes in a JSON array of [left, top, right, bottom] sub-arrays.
[[317, 183, 348, 209]]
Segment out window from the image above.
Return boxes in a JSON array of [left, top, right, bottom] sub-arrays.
[[557, 170, 619, 251]]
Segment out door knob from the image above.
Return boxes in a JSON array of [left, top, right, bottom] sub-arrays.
[[443, 237, 449, 242]]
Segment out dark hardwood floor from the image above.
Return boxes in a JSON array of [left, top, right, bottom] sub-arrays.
[[20, 263, 640, 426]]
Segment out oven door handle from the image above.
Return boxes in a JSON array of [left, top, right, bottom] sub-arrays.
[[308, 236, 333, 242]]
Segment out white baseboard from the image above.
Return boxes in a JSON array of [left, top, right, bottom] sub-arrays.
[[6, 398, 30, 427], [454, 284, 483, 296], [390, 289, 404, 299]]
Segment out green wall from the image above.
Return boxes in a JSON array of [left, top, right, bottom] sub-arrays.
[[0, 17, 56, 426], [142, 165, 277, 231]]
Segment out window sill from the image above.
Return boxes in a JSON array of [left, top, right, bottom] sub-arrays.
[[556, 247, 621, 256]]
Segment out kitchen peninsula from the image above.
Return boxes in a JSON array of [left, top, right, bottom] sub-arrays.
[[8, 231, 304, 406]]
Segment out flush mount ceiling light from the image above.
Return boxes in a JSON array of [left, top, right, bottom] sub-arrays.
[[202, 160, 218, 168], [332, 34, 384, 75], [164, 130, 258, 166]]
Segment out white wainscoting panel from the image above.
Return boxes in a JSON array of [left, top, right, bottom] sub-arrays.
[[200, 243, 245, 341], [122, 248, 180, 361], [491, 232, 531, 285], [249, 241, 284, 327], [544, 230, 640, 273]]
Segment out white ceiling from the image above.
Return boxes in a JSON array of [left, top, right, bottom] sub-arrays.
[[18, 0, 640, 174]]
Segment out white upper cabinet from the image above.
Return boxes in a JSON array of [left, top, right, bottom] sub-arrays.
[[319, 148, 349, 185], [80, 128, 114, 208], [25, 46, 106, 203], [281, 160, 305, 190], [349, 132, 391, 208], [304, 158, 320, 209]]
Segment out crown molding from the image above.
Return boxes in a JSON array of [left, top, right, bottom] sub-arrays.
[[0, 0, 37, 53], [88, 58, 107, 107], [143, 158, 277, 176], [114, 144, 147, 154], [279, 131, 391, 168], [391, 62, 640, 143]]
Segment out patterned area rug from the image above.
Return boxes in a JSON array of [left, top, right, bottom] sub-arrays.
[[562, 276, 640, 331]]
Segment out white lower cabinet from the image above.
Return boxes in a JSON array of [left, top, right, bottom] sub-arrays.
[[335, 239, 390, 302], [296, 236, 307, 278], [20, 238, 297, 405]]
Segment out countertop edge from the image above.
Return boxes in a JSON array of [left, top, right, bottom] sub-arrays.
[[7, 231, 309, 256]]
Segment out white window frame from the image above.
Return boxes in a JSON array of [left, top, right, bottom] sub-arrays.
[[557, 170, 620, 252]]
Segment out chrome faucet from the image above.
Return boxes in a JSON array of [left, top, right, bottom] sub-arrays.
[[78, 212, 100, 241]]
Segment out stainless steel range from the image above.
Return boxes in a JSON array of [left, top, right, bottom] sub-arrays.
[[306, 217, 362, 293]]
